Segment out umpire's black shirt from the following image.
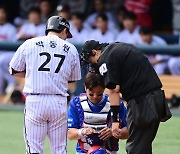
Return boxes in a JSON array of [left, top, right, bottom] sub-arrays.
[[98, 42, 162, 101]]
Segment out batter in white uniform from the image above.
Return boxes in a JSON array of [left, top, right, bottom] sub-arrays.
[[9, 16, 81, 154]]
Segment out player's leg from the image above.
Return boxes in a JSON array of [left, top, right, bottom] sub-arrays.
[[47, 95, 68, 154], [0, 68, 5, 94], [0, 52, 16, 93], [24, 95, 48, 154], [153, 63, 167, 75], [168, 57, 180, 75]]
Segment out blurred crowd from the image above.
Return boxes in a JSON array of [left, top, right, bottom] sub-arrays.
[[0, 0, 180, 97]]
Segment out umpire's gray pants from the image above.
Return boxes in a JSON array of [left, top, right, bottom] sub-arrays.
[[126, 89, 164, 154]]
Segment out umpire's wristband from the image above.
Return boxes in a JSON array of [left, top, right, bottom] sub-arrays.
[[111, 106, 120, 122]]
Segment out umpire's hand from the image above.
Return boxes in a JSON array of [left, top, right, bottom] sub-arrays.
[[112, 122, 121, 139], [98, 127, 112, 140]]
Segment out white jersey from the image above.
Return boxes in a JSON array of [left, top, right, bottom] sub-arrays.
[[136, 35, 170, 61], [136, 35, 170, 75], [9, 35, 81, 96], [0, 23, 17, 53], [0, 23, 17, 41], [16, 22, 46, 39], [68, 27, 90, 45], [90, 29, 115, 43], [85, 12, 117, 32], [115, 26, 140, 44]]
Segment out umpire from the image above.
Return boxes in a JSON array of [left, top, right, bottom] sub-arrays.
[[80, 40, 171, 154]]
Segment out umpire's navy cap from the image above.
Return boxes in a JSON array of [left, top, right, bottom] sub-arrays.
[[82, 40, 102, 54]]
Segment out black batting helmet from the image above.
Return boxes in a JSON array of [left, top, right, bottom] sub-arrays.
[[45, 16, 72, 38]]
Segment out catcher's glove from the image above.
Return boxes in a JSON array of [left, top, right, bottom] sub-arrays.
[[85, 133, 103, 146]]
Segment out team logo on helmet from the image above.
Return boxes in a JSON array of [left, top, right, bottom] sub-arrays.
[[59, 21, 70, 29]]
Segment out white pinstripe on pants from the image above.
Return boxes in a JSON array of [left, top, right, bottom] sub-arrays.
[[24, 94, 67, 154]]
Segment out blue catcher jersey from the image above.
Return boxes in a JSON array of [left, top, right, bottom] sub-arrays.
[[68, 93, 127, 153]]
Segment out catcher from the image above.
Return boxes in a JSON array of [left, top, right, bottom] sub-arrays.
[[67, 72, 128, 154]]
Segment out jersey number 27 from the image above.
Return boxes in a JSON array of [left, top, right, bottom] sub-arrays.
[[38, 52, 65, 73]]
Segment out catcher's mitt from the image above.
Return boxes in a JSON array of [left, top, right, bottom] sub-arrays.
[[85, 133, 103, 146]]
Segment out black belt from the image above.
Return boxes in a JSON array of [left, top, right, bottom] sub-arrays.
[[30, 93, 62, 96]]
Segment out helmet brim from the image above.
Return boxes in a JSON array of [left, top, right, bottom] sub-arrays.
[[67, 30, 72, 38]]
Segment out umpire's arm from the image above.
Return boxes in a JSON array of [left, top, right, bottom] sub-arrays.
[[106, 85, 120, 106]]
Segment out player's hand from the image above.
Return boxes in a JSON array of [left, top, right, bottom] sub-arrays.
[[112, 122, 121, 139], [98, 127, 112, 140], [82, 127, 95, 136]]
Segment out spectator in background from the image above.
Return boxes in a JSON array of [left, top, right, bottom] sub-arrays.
[[16, 7, 45, 40], [0, 5, 17, 95], [106, 0, 125, 12], [172, 0, 180, 35], [13, 17, 25, 32], [56, 4, 70, 20], [115, 11, 140, 44], [39, 0, 52, 23], [0, 5, 17, 54], [20, 0, 40, 18], [85, 0, 116, 31], [68, 12, 90, 45], [116, 6, 128, 31], [137, 27, 170, 75], [58, 0, 93, 15], [90, 13, 115, 43], [125, 0, 153, 28]]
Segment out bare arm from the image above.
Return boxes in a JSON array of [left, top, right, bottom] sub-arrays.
[[107, 85, 120, 106], [68, 127, 95, 140], [68, 128, 80, 140], [12, 71, 26, 78], [106, 86, 122, 139]]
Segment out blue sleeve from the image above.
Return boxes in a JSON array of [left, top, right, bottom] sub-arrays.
[[68, 97, 82, 129], [119, 100, 127, 128]]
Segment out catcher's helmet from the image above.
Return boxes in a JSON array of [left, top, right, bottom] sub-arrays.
[[45, 16, 72, 38]]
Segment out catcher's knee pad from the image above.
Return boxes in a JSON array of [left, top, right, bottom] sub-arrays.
[[87, 146, 106, 154]]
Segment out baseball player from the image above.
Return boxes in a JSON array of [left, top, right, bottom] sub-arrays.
[[115, 12, 140, 44], [9, 16, 81, 154], [16, 7, 46, 40], [137, 26, 170, 75], [90, 13, 116, 43], [68, 12, 90, 45], [68, 72, 128, 154], [0, 5, 17, 94]]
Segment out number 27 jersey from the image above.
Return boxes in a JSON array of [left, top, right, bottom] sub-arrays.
[[9, 35, 81, 96]]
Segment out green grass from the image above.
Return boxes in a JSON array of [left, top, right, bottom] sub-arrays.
[[0, 110, 179, 154]]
